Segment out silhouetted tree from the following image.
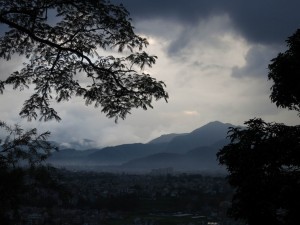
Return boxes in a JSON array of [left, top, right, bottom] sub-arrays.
[[217, 119, 300, 225], [0, 1, 168, 223], [268, 29, 300, 113], [0, 121, 57, 223], [218, 29, 300, 225], [0, 0, 168, 122]]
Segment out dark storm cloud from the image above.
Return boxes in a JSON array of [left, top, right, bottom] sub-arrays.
[[225, 0, 300, 44], [231, 45, 279, 79], [111, 0, 220, 24], [111, 0, 300, 45]]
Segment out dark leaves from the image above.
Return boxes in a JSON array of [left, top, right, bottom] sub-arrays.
[[0, 0, 168, 122], [0, 80, 4, 94], [268, 29, 300, 113], [0, 120, 59, 223], [217, 118, 300, 224], [0, 120, 58, 169], [19, 94, 61, 122]]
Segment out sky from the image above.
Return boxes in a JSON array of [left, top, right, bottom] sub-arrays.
[[1, 0, 300, 149]]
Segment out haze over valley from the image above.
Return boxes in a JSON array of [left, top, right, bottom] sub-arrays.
[[48, 121, 234, 173]]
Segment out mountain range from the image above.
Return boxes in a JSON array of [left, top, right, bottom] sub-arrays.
[[48, 121, 235, 173]]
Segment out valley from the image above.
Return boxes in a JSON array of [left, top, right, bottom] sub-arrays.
[[48, 121, 235, 173]]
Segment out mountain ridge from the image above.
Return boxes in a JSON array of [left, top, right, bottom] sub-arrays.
[[48, 121, 235, 172]]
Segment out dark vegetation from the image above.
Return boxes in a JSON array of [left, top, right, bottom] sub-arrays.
[[0, 121, 58, 224], [0, 0, 167, 223], [0, 0, 168, 122], [12, 170, 242, 225], [218, 29, 300, 225]]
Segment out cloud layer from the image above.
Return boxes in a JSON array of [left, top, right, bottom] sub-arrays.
[[1, 0, 300, 148], [114, 0, 300, 44]]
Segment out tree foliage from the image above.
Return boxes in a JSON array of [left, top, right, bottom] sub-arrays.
[[0, 1, 168, 222], [268, 29, 300, 113], [217, 119, 300, 225], [0, 0, 168, 122], [0, 120, 57, 169], [218, 28, 300, 225], [0, 120, 58, 223]]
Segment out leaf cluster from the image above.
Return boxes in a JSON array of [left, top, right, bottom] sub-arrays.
[[268, 29, 300, 113], [0, 120, 57, 169], [218, 118, 300, 225], [0, 120, 58, 223], [0, 0, 168, 122], [0, 1, 168, 222]]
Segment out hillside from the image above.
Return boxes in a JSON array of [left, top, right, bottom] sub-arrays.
[[48, 121, 234, 172]]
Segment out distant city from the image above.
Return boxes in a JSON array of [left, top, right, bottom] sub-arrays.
[[16, 121, 247, 224], [20, 170, 244, 225]]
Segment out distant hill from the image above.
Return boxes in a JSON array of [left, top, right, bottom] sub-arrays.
[[148, 133, 187, 144], [165, 121, 233, 153], [120, 144, 225, 173], [48, 121, 235, 172], [48, 148, 98, 166], [86, 143, 168, 165]]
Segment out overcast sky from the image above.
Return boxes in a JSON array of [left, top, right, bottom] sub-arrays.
[[1, 0, 300, 149]]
